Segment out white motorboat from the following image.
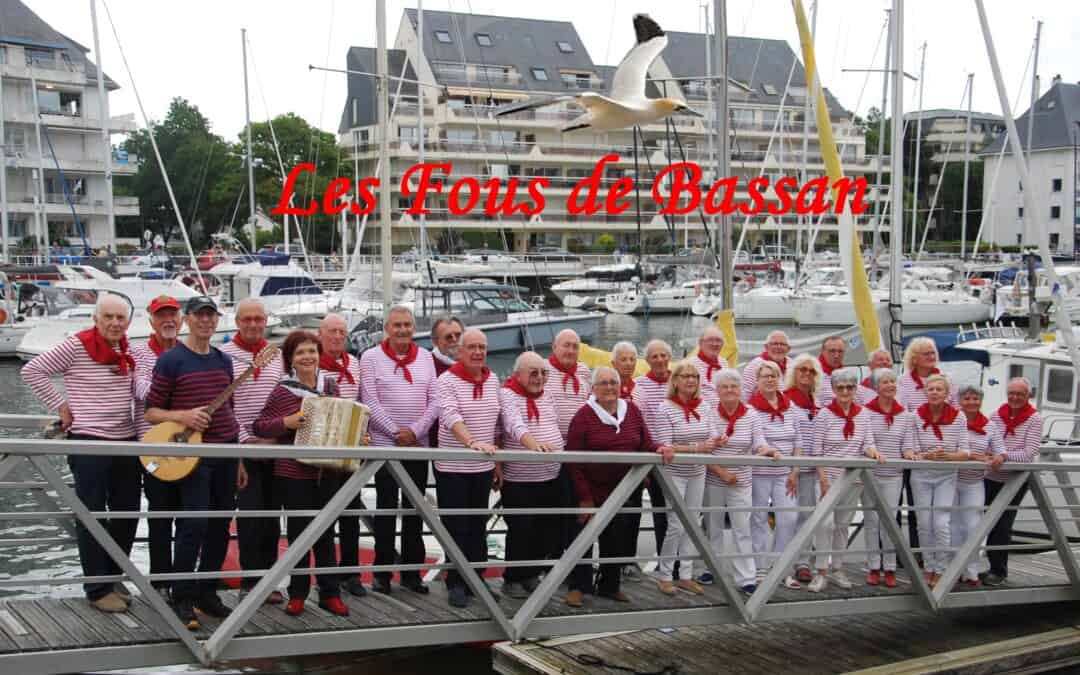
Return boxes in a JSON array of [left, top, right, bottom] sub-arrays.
[[551, 262, 639, 310], [210, 258, 328, 324], [793, 286, 992, 326], [604, 278, 723, 315], [691, 284, 800, 323]]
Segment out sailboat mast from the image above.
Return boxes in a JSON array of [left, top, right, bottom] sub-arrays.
[[0, 53, 8, 262], [960, 73, 973, 260], [377, 0, 393, 306], [90, 0, 114, 254], [798, 1, 817, 261], [1023, 20, 1041, 247], [713, 0, 732, 309], [910, 42, 926, 254], [887, 0, 904, 357], [242, 28, 256, 252], [417, 0, 427, 261], [871, 8, 891, 275]]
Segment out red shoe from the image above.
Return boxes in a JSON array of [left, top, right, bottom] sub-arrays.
[[884, 571, 897, 588], [866, 569, 880, 586], [962, 577, 982, 588], [285, 598, 305, 616], [319, 596, 349, 617], [795, 567, 813, 583]]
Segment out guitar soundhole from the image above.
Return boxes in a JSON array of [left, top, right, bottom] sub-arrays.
[[170, 434, 185, 443]]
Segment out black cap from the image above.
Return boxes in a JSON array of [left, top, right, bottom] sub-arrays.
[[184, 295, 221, 315]]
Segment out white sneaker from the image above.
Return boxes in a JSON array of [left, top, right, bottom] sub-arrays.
[[782, 575, 801, 590], [755, 570, 767, 584], [830, 570, 853, 589], [807, 575, 827, 593]]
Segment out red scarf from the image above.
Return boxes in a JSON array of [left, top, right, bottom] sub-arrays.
[[865, 397, 904, 427], [547, 355, 581, 395], [320, 351, 355, 385], [76, 327, 134, 375], [997, 402, 1037, 437], [967, 412, 990, 435], [668, 395, 702, 423], [861, 376, 872, 389], [749, 390, 789, 422], [697, 351, 723, 385], [785, 387, 818, 419], [759, 352, 787, 375], [231, 334, 268, 379], [449, 362, 491, 399], [827, 400, 862, 440], [818, 353, 838, 376], [917, 403, 960, 441], [910, 367, 941, 391], [717, 401, 748, 437], [503, 376, 541, 423], [646, 370, 670, 385], [620, 378, 636, 400], [381, 339, 418, 383], [148, 333, 171, 357]]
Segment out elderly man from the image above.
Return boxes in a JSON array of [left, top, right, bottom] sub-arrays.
[[817, 336, 847, 405], [742, 331, 792, 401], [498, 351, 565, 598], [436, 328, 500, 608], [628, 339, 672, 575], [693, 326, 729, 407], [858, 349, 893, 404], [545, 329, 592, 439], [611, 341, 639, 400], [23, 294, 140, 614], [982, 377, 1043, 586], [428, 315, 464, 448], [131, 296, 182, 601], [361, 305, 439, 595], [219, 298, 285, 602], [146, 296, 241, 630]]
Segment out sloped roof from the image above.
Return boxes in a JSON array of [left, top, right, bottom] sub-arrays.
[[0, 0, 118, 90], [338, 47, 417, 134], [980, 82, 1080, 155]]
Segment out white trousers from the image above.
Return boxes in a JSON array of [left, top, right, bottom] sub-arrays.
[[705, 482, 756, 587], [751, 473, 798, 572], [659, 472, 705, 581], [795, 472, 819, 571], [862, 474, 903, 571], [910, 472, 957, 574], [812, 478, 862, 571], [951, 480, 985, 580]]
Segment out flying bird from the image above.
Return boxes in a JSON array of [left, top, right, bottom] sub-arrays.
[[494, 14, 703, 132]]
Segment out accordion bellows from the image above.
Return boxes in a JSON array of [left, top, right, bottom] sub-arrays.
[[294, 397, 371, 472]]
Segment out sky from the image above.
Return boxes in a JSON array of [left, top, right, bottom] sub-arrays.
[[23, 0, 1080, 141]]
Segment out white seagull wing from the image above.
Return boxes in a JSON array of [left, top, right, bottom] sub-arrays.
[[609, 14, 668, 104], [494, 95, 577, 117]]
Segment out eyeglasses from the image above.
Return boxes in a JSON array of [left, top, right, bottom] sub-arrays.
[[834, 384, 856, 391], [594, 380, 619, 387], [677, 373, 700, 379], [796, 366, 816, 373], [766, 342, 790, 348]]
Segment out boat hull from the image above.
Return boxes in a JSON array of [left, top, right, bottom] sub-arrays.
[[794, 296, 992, 327]]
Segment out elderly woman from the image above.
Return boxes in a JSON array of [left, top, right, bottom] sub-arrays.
[[708, 368, 778, 594], [747, 360, 802, 589], [652, 359, 723, 596], [953, 384, 998, 587], [784, 353, 823, 583], [611, 341, 639, 400], [862, 368, 915, 588], [807, 368, 882, 593], [906, 374, 969, 589], [858, 349, 893, 405], [898, 337, 955, 409], [565, 366, 674, 607]]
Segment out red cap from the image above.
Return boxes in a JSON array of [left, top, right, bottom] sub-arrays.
[[148, 295, 181, 314]]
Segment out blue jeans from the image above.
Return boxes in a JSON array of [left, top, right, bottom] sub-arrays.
[[172, 457, 238, 601]]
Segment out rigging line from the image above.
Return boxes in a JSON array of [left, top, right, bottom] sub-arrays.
[[300, 0, 336, 253], [184, 140, 215, 240], [227, 184, 245, 233], [604, 0, 618, 66], [38, 123, 89, 254]]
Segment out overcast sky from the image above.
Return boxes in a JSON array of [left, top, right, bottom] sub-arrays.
[[25, 0, 1080, 141]]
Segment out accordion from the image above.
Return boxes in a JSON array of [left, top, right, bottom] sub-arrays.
[[294, 397, 371, 473]]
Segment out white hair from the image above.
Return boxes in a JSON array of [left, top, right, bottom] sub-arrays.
[[93, 293, 130, 318], [868, 367, 897, 391], [514, 351, 543, 373], [235, 297, 266, 316], [612, 341, 638, 358], [591, 365, 619, 385], [386, 304, 414, 320], [831, 368, 859, 388], [645, 339, 672, 357], [715, 367, 741, 386]]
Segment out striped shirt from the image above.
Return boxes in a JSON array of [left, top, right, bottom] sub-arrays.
[[865, 407, 916, 479], [252, 382, 337, 480], [544, 360, 592, 439], [786, 389, 820, 474], [219, 341, 285, 444], [436, 369, 499, 473], [897, 371, 957, 410], [631, 374, 668, 436], [986, 410, 1042, 483], [911, 411, 969, 483], [22, 335, 136, 440], [962, 426, 999, 483], [708, 407, 765, 488], [692, 354, 728, 409], [360, 344, 439, 447], [856, 383, 877, 406], [809, 406, 877, 481], [753, 405, 802, 477], [740, 356, 792, 402], [818, 367, 838, 406], [321, 351, 362, 402], [131, 342, 170, 438], [147, 342, 240, 444], [498, 386, 564, 482], [651, 399, 716, 479]]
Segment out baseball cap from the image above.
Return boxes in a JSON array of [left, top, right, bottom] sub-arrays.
[[184, 295, 222, 315], [147, 295, 180, 314]]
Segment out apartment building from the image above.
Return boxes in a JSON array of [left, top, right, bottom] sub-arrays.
[[0, 0, 139, 252], [339, 9, 883, 253]]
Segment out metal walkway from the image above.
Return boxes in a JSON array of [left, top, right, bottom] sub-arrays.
[[0, 414, 1079, 674]]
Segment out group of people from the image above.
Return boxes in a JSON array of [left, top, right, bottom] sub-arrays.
[[22, 295, 1043, 628]]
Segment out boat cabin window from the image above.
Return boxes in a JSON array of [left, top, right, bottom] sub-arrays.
[[1044, 366, 1076, 410], [1008, 361, 1040, 401], [261, 277, 322, 297]]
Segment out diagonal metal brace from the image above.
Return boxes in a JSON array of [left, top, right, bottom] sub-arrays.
[[0, 454, 24, 483], [1028, 472, 1080, 589], [859, 469, 935, 608]]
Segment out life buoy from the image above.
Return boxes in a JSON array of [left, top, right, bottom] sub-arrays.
[[0, 308, 7, 324], [969, 278, 987, 286]]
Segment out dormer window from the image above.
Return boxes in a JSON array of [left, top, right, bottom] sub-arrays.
[[531, 67, 548, 81], [434, 30, 452, 44], [475, 33, 492, 47], [556, 41, 573, 53]]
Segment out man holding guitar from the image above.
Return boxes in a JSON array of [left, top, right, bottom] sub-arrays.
[[145, 296, 243, 630]]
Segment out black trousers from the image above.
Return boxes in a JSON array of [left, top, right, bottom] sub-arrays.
[[236, 459, 280, 589], [373, 460, 430, 584], [629, 477, 667, 556], [281, 475, 341, 600], [67, 441, 142, 601], [434, 468, 492, 590], [143, 471, 181, 590], [172, 457, 238, 602], [501, 477, 562, 583], [336, 490, 367, 580], [985, 477, 1030, 578], [568, 483, 637, 596]]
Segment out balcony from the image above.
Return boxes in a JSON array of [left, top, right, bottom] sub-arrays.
[[3, 109, 138, 134], [10, 151, 140, 174], [4, 192, 139, 216]]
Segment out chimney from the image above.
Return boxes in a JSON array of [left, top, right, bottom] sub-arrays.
[[1052, 74, 1062, 86]]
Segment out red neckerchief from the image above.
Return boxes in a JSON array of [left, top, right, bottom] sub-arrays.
[[910, 367, 941, 391], [668, 395, 702, 423], [818, 353, 838, 376], [148, 333, 171, 357], [449, 362, 490, 400], [76, 327, 134, 375], [231, 334, 268, 379], [319, 351, 355, 385], [997, 402, 1037, 437], [697, 351, 723, 385], [827, 400, 862, 440], [749, 390, 789, 422], [547, 355, 581, 395], [717, 401, 748, 437], [503, 376, 541, 423], [381, 339, 418, 383], [646, 370, 670, 385], [865, 397, 904, 427], [620, 378, 636, 400], [759, 352, 787, 375], [917, 402, 960, 441], [861, 376, 872, 388], [967, 412, 990, 435], [785, 386, 818, 419]]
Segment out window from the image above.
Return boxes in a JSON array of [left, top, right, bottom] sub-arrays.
[[531, 67, 548, 81], [444, 128, 476, 144], [475, 33, 492, 47], [24, 47, 53, 67], [761, 83, 778, 96], [36, 88, 61, 114], [434, 30, 452, 44], [0, 46, 6, 65], [1051, 205, 1061, 219], [1052, 178, 1063, 192], [1050, 233, 1060, 249], [556, 41, 574, 53], [1045, 366, 1075, 408], [1019, 180, 1023, 191], [1018, 207, 1024, 218], [398, 126, 419, 145]]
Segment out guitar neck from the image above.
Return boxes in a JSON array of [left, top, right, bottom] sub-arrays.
[[204, 359, 261, 417]]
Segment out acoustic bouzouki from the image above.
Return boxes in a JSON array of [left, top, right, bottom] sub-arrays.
[[140, 344, 279, 482]]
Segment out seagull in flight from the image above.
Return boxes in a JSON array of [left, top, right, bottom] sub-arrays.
[[494, 14, 703, 132]]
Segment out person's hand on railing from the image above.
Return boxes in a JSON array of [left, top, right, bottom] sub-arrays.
[[578, 498, 595, 523], [865, 448, 886, 463], [708, 434, 729, 449], [237, 460, 249, 490], [903, 450, 918, 461], [58, 403, 73, 431], [969, 450, 989, 462], [534, 442, 557, 453], [757, 446, 781, 460], [988, 454, 1006, 470], [657, 444, 676, 464], [469, 440, 498, 455]]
